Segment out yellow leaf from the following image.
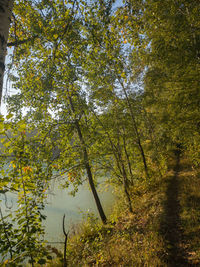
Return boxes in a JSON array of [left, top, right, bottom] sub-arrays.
[[23, 166, 33, 173]]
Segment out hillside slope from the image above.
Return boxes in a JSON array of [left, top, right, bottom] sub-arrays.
[[49, 153, 200, 266]]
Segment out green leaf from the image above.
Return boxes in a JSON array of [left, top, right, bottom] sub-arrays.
[[6, 113, 14, 120], [38, 258, 46, 265]]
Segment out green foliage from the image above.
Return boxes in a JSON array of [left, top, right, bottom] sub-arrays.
[[0, 119, 55, 264], [131, 0, 199, 160], [1, 0, 199, 264]]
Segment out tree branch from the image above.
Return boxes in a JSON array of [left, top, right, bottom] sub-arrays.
[[62, 214, 69, 267], [7, 35, 38, 47]]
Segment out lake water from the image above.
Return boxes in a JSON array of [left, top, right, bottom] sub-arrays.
[[44, 178, 115, 243], [0, 177, 115, 246]]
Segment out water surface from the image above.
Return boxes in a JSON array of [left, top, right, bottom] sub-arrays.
[[44, 178, 114, 243]]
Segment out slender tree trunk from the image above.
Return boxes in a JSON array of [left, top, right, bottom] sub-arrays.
[[116, 126, 133, 213], [137, 135, 149, 178], [122, 129, 134, 184], [121, 160, 133, 213], [75, 121, 107, 224], [91, 107, 133, 212], [62, 215, 69, 267], [110, 142, 133, 213], [93, 32, 149, 179], [0, 0, 14, 104], [125, 98, 149, 179], [68, 94, 107, 224], [124, 93, 149, 179], [116, 75, 149, 179], [143, 108, 163, 177]]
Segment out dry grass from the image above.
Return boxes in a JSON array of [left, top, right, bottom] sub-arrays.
[[45, 156, 200, 266], [178, 158, 200, 265], [63, 176, 167, 266]]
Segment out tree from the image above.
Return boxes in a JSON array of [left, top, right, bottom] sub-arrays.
[[82, 0, 150, 179], [5, 0, 200, 264], [0, 121, 54, 265], [143, 0, 200, 164], [7, 0, 108, 224], [119, 0, 200, 168], [0, 0, 14, 105]]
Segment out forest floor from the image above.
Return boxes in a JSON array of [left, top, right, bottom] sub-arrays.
[[48, 153, 200, 266], [159, 152, 200, 266]]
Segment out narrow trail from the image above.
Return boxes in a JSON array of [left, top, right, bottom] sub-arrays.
[[160, 151, 193, 266]]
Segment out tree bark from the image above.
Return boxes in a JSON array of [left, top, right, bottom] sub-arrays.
[[74, 120, 107, 224], [0, 0, 14, 105], [68, 94, 107, 224]]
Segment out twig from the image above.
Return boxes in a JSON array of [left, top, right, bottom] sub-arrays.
[[7, 35, 38, 47], [62, 214, 69, 267]]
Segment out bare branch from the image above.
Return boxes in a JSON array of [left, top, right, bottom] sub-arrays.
[[62, 214, 69, 267]]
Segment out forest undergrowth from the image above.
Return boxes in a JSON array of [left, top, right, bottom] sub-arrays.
[[47, 153, 200, 266]]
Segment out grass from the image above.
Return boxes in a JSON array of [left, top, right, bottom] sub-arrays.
[[178, 158, 200, 264], [44, 154, 200, 266], [47, 173, 166, 266]]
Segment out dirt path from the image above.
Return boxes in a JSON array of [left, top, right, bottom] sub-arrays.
[[160, 151, 193, 266]]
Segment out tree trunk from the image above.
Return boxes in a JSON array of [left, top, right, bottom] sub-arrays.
[[0, 0, 14, 104], [91, 107, 133, 212], [121, 162, 133, 213], [116, 74, 149, 179], [68, 94, 107, 224], [122, 128, 134, 183], [74, 121, 107, 224]]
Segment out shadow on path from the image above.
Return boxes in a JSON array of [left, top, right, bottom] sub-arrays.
[[160, 151, 192, 266]]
